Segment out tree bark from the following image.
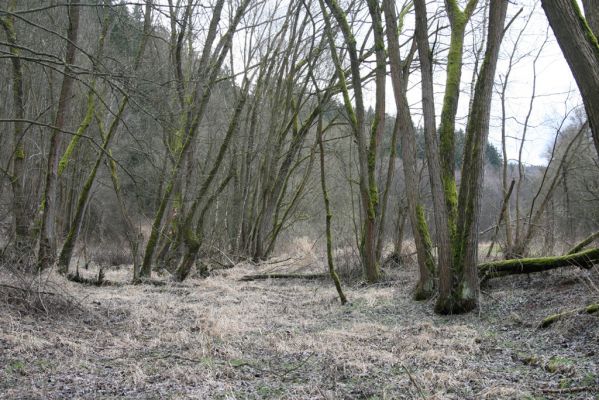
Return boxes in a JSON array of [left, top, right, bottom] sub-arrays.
[[581, 0, 599, 36]]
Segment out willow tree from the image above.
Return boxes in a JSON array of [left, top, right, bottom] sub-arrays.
[[411, 0, 509, 313], [320, 0, 386, 283]]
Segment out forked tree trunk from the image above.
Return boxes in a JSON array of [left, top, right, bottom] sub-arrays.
[[436, 0, 508, 314], [173, 175, 232, 281], [384, 0, 436, 300]]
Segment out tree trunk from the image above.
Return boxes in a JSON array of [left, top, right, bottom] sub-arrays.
[[57, 99, 128, 273], [486, 179, 515, 258], [57, 1, 154, 273], [436, 0, 508, 314], [1, 5, 29, 250], [434, 0, 478, 311], [38, 0, 81, 269], [414, 0, 454, 298], [376, 116, 400, 262], [321, 0, 382, 283], [384, 0, 435, 300], [541, 0, 599, 157], [318, 115, 347, 305]]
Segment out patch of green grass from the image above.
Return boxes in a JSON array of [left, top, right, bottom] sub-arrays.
[[7, 360, 26, 376], [228, 358, 248, 367], [545, 356, 575, 374], [558, 377, 572, 389], [581, 372, 597, 386], [197, 356, 215, 366], [256, 385, 284, 397]]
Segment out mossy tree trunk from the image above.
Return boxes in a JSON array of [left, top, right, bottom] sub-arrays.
[[376, 116, 400, 263], [414, 0, 454, 297], [384, 0, 436, 300], [540, 303, 598, 328], [581, 0, 599, 35], [37, 0, 81, 270], [173, 174, 233, 282], [170, 75, 250, 280], [57, 99, 129, 273], [568, 231, 599, 255], [436, 0, 508, 314], [430, 0, 478, 313], [320, 0, 384, 283]]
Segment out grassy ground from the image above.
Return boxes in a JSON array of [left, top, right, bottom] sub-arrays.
[[0, 257, 598, 399]]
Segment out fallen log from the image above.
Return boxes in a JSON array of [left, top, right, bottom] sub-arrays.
[[567, 231, 599, 254], [540, 303, 599, 328], [478, 247, 599, 281], [239, 273, 327, 282]]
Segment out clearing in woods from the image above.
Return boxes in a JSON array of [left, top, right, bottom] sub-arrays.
[[0, 255, 597, 399]]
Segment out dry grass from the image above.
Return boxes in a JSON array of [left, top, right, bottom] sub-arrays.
[[0, 257, 598, 399]]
